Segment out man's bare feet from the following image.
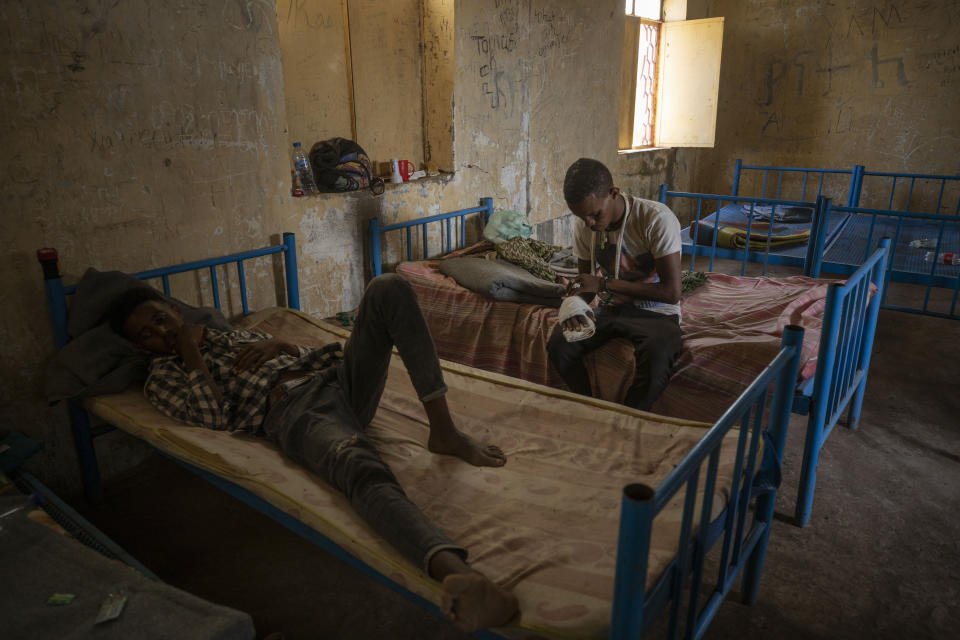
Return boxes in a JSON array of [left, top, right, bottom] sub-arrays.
[[441, 572, 519, 632], [423, 396, 506, 466], [428, 429, 506, 467]]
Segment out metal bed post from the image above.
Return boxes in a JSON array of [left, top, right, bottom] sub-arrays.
[[610, 483, 654, 640], [805, 196, 832, 278], [742, 325, 804, 602], [848, 165, 866, 207], [732, 158, 743, 196], [481, 196, 494, 224], [282, 232, 300, 310], [796, 282, 843, 527], [845, 238, 890, 430], [369, 218, 382, 278]]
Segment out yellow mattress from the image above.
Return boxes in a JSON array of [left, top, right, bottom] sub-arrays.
[[86, 308, 742, 639]]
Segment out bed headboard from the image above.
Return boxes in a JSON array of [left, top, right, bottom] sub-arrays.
[[731, 159, 863, 208], [37, 232, 300, 348], [856, 169, 960, 215], [368, 198, 493, 278]]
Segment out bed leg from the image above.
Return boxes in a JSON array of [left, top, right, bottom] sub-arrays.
[[795, 414, 823, 527], [67, 401, 103, 505], [845, 382, 867, 431], [741, 495, 773, 604]]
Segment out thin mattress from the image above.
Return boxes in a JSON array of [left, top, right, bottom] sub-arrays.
[[398, 261, 832, 424], [86, 308, 742, 639]]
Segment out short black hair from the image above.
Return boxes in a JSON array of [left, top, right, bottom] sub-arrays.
[[105, 287, 166, 335], [563, 158, 613, 205]]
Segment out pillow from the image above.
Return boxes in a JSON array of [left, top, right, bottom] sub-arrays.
[[44, 268, 232, 403], [438, 257, 564, 306], [68, 268, 231, 336]]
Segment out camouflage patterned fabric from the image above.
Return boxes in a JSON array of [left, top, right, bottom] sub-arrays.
[[495, 237, 562, 282]]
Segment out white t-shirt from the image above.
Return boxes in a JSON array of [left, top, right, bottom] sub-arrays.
[[573, 193, 682, 317]]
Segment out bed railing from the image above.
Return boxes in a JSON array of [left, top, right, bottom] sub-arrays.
[[855, 169, 960, 217], [657, 185, 822, 275], [811, 200, 959, 319], [37, 233, 300, 503], [732, 159, 862, 207], [368, 198, 493, 278], [793, 238, 890, 526], [612, 325, 804, 639]]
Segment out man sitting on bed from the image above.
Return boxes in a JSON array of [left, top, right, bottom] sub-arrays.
[[107, 274, 518, 633], [548, 157, 683, 411]]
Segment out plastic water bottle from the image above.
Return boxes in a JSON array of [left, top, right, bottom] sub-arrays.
[[924, 251, 959, 265], [292, 142, 318, 195]]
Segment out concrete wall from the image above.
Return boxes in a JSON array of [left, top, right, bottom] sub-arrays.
[[0, 0, 625, 496], [681, 0, 960, 206]]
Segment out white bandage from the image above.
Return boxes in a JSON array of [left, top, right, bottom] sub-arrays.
[[558, 296, 596, 343]]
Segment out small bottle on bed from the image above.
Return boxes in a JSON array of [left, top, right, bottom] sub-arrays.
[[292, 142, 319, 196], [924, 251, 959, 265]]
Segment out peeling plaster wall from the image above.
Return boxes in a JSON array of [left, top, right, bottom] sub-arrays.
[[681, 0, 960, 204], [1, 0, 624, 495], [1, 0, 293, 493]]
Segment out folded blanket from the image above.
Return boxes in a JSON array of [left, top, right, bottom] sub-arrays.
[[692, 222, 810, 250], [437, 257, 564, 306]]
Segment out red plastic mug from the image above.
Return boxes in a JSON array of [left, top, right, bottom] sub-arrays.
[[397, 159, 415, 182]]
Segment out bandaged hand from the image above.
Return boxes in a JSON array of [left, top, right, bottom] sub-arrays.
[[558, 296, 597, 342], [561, 308, 595, 332]]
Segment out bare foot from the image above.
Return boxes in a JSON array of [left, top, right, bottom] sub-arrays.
[[428, 429, 506, 467], [441, 572, 519, 632]]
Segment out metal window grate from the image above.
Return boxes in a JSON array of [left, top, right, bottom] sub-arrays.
[[632, 22, 659, 147]]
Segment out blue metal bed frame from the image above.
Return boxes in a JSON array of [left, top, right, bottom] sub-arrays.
[[37, 233, 300, 504], [39, 230, 807, 639], [660, 188, 828, 274], [731, 159, 863, 207], [658, 185, 892, 526], [369, 197, 493, 277], [369, 198, 892, 527], [717, 160, 959, 319], [813, 201, 960, 320]]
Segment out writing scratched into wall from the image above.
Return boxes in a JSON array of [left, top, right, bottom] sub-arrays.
[[471, 32, 516, 111]]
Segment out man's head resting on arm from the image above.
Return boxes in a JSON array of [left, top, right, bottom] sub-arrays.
[[563, 157, 626, 233], [107, 287, 184, 355]]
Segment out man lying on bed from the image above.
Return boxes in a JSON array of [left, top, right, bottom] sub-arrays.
[[548, 157, 683, 411], [106, 274, 518, 633]]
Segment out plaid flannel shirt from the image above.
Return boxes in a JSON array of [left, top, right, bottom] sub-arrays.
[[144, 327, 342, 432]]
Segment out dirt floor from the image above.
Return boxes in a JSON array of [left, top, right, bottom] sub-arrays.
[[78, 307, 960, 640]]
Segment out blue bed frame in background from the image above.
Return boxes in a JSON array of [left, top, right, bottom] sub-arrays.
[[39, 229, 810, 639], [658, 187, 828, 274], [723, 160, 960, 320], [369, 197, 493, 277]]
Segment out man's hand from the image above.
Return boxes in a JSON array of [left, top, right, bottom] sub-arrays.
[[561, 308, 595, 332], [232, 339, 296, 373], [566, 274, 602, 298], [175, 324, 206, 359]]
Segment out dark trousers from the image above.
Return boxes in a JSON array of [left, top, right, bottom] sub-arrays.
[[261, 274, 464, 572], [547, 305, 682, 411]]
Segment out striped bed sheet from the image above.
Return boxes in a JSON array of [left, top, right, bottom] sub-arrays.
[[397, 261, 832, 424], [85, 308, 739, 639]]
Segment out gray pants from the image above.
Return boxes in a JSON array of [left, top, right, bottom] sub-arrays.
[[261, 274, 465, 572], [547, 305, 682, 411]]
